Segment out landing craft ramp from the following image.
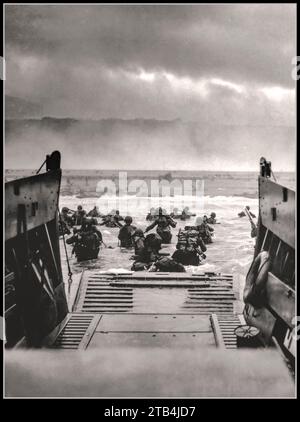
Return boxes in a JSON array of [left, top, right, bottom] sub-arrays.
[[47, 271, 243, 351], [6, 269, 290, 398]]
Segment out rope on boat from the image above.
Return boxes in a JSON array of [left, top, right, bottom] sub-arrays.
[[36, 158, 47, 174], [271, 169, 277, 182], [58, 210, 73, 286]]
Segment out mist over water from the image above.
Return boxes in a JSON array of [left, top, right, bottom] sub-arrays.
[[5, 118, 296, 172]]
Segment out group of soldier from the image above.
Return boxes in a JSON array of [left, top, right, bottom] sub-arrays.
[[60, 201, 257, 270], [172, 213, 216, 267], [59, 204, 217, 270], [130, 208, 217, 271], [61, 208, 103, 262], [146, 206, 196, 222]]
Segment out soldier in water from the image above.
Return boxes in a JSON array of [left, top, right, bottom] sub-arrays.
[[100, 209, 123, 227], [131, 233, 162, 271], [207, 212, 217, 224], [87, 206, 102, 218], [238, 206, 256, 218], [132, 228, 145, 256], [180, 206, 195, 221], [66, 219, 102, 261], [173, 227, 207, 266], [195, 216, 214, 244], [118, 216, 136, 248], [170, 207, 181, 219], [114, 210, 124, 223], [146, 207, 156, 221], [73, 205, 87, 226], [145, 207, 177, 244], [59, 207, 74, 235]]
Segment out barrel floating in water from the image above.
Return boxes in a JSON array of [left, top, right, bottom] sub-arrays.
[[234, 325, 261, 348]]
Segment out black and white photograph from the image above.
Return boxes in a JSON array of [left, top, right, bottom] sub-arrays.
[[3, 3, 296, 399]]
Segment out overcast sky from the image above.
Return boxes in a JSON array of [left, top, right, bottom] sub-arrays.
[[5, 4, 296, 170]]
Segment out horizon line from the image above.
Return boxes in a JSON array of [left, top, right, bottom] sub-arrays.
[[5, 168, 295, 173], [4, 116, 295, 128]]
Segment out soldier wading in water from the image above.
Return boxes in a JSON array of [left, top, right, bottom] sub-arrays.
[[118, 216, 136, 248], [145, 207, 177, 244], [66, 218, 102, 262]]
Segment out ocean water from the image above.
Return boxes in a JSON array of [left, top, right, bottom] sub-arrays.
[[60, 194, 257, 303], [6, 168, 294, 307], [58, 171, 295, 307]]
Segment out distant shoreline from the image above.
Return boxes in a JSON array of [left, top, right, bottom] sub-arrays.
[[5, 168, 295, 198], [4, 169, 296, 174]]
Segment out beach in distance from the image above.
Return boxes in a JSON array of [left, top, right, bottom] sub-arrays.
[[5, 168, 296, 198]]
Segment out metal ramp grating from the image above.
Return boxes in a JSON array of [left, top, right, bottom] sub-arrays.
[[76, 275, 134, 313], [211, 314, 245, 349], [52, 314, 100, 349], [74, 271, 236, 315], [182, 284, 235, 314]]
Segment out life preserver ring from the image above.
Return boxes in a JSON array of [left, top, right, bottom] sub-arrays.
[[243, 251, 271, 307]]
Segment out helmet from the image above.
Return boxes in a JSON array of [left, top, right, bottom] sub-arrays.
[[62, 207, 69, 213], [133, 228, 144, 237], [77, 205, 83, 211], [158, 207, 167, 216], [145, 233, 162, 249], [195, 216, 203, 226], [210, 212, 216, 218], [124, 216, 133, 224], [246, 206, 250, 210]]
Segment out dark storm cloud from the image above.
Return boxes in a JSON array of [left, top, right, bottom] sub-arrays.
[[5, 4, 296, 122], [4, 4, 296, 170], [6, 4, 295, 88]]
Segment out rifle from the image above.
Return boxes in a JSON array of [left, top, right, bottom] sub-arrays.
[[244, 207, 257, 238]]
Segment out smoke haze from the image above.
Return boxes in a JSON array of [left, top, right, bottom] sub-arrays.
[[5, 118, 295, 171]]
